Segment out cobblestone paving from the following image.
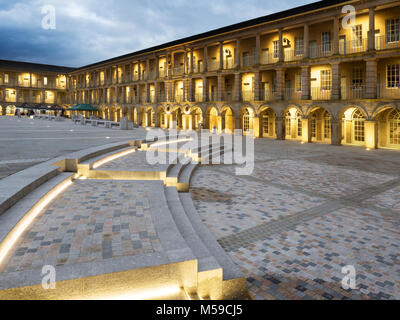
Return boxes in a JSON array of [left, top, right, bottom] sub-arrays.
[[0, 180, 162, 273], [190, 146, 400, 300]]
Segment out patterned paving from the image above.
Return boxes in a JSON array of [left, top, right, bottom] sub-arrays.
[[190, 153, 400, 300], [0, 180, 162, 273]]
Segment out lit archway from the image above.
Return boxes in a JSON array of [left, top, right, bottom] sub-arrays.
[[284, 107, 302, 140], [241, 107, 255, 136], [146, 107, 155, 127], [207, 107, 219, 132], [309, 107, 332, 143], [375, 108, 400, 150], [341, 107, 366, 146], [6, 105, 16, 116], [222, 107, 235, 133], [259, 107, 276, 138]]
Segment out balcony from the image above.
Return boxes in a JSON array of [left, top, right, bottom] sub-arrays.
[[260, 52, 278, 65], [376, 35, 400, 51], [175, 94, 184, 103], [283, 88, 302, 100], [377, 84, 400, 99], [148, 71, 156, 80], [159, 69, 167, 78], [194, 93, 203, 102], [173, 67, 184, 76], [309, 43, 332, 59], [259, 89, 277, 101], [284, 50, 304, 62], [242, 90, 254, 102], [242, 55, 256, 67], [158, 94, 167, 102], [339, 39, 368, 55], [223, 59, 235, 70], [310, 87, 331, 100], [340, 85, 366, 99], [193, 65, 204, 74], [149, 94, 156, 103], [222, 91, 233, 101], [208, 60, 219, 71]]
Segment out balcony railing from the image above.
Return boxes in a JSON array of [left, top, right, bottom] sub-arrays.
[[193, 65, 204, 73], [208, 60, 219, 71], [309, 43, 332, 59], [283, 88, 302, 100], [311, 87, 331, 100], [223, 59, 235, 70], [223, 91, 233, 101], [194, 93, 203, 102], [259, 89, 276, 101], [242, 90, 254, 101], [260, 52, 278, 65], [159, 69, 167, 78], [173, 67, 184, 76], [175, 94, 184, 102], [377, 84, 400, 99], [375, 35, 400, 51], [340, 85, 366, 99], [339, 39, 368, 55], [158, 94, 167, 102], [284, 50, 304, 62], [242, 55, 257, 67]]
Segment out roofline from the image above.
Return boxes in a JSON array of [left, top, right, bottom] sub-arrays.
[[0, 59, 76, 73], [73, 0, 351, 72]]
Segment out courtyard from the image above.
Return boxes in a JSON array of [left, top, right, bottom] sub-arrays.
[[0, 116, 399, 300]]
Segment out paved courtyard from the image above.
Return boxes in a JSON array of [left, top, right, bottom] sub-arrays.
[[0, 116, 399, 300], [0, 116, 147, 179], [190, 140, 400, 300]]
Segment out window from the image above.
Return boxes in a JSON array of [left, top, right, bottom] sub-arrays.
[[387, 64, 399, 88], [353, 110, 365, 142], [4, 74, 9, 84], [243, 109, 250, 132], [285, 112, 291, 137], [262, 114, 269, 135], [351, 25, 363, 48], [324, 111, 331, 139], [389, 109, 400, 146], [273, 41, 279, 59], [352, 67, 363, 88], [295, 37, 303, 56], [311, 113, 317, 138], [321, 32, 331, 53], [386, 19, 399, 43], [295, 72, 302, 92], [321, 70, 331, 90], [297, 113, 302, 137], [44, 77, 48, 86]]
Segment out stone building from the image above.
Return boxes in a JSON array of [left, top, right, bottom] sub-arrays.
[[1, 0, 400, 150]]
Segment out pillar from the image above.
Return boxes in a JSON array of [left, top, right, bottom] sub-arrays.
[[202, 77, 208, 102], [368, 7, 375, 51], [278, 28, 284, 62], [182, 79, 186, 102], [188, 78, 193, 102], [154, 82, 159, 103], [365, 120, 377, 149], [234, 73, 241, 101], [276, 117, 284, 140], [254, 71, 260, 101], [190, 48, 194, 74], [137, 62, 141, 80], [219, 42, 224, 70], [366, 59, 377, 99], [301, 117, 312, 143], [301, 66, 311, 100], [203, 46, 208, 72], [333, 15, 339, 55], [255, 33, 260, 65], [235, 39, 241, 68], [217, 75, 223, 101], [331, 62, 340, 100], [275, 68, 285, 100], [304, 23, 309, 58], [331, 119, 341, 146], [155, 57, 159, 79]]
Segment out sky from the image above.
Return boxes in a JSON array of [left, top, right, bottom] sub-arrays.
[[0, 0, 314, 68]]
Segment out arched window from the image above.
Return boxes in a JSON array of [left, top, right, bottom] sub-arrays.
[[324, 111, 332, 139], [285, 111, 291, 137], [389, 109, 400, 146], [311, 113, 317, 138], [296, 112, 302, 137], [352, 109, 365, 142], [243, 109, 250, 132], [262, 113, 269, 135]]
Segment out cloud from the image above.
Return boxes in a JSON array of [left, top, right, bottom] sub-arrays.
[[0, 0, 313, 67]]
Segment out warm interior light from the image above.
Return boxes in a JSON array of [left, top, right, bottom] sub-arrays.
[[90, 286, 182, 300], [0, 179, 73, 265], [92, 148, 136, 169]]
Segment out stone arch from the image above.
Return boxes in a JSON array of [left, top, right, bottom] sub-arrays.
[[307, 106, 332, 143], [282, 105, 303, 141], [221, 105, 235, 133], [206, 106, 219, 132], [341, 105, 367, 147], [374, 106, 400, 150], [191, 106, 204, 131], [259, 105, 276, 139], [371, 103, 400, 120]]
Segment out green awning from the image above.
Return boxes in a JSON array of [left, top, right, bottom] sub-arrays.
[[68, 104, 99, 112]]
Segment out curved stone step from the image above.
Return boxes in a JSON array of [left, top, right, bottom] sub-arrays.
[[164, 187, 223, 299], [179, 193, 247, 300], [177, 163, 199, 192]]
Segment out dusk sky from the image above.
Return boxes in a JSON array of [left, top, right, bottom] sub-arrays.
[[0, 0, 314, 68]]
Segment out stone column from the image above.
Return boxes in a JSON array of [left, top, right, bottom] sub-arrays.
[[155, 57, 159, 79], [170, 81, 175, 102], [203, 46, 208, 72], [29, 89, 33, 103], [304, 23, 309, 58], [331, 62, 340, 100], [145, 83, 150, 103], [190, 48, 194, 74], [365, 120, 378, 149], [333, 15, 339, 55], [276, 117, 284, 140], [146, 60, 150, 80], [301, 66, 311, 100], [234, 73, 241, 101], [255, 33, 260, 65], [235, 39, 241, 68], [217, 75, 224, 101], [278, 28, 284, 62], [188, 78, 193, 102], [182, 79, 186, 102], [368, 7, 375, 51], [366, 58, 377, 99], [301, 117, 312, 143], [275, 68, 285, 100], [331, 119, 342, 146], [219, 42, 224, 70], [254, 71, 260, 101], [154, 82, 159, 103], [202, 77, 208, 102]]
